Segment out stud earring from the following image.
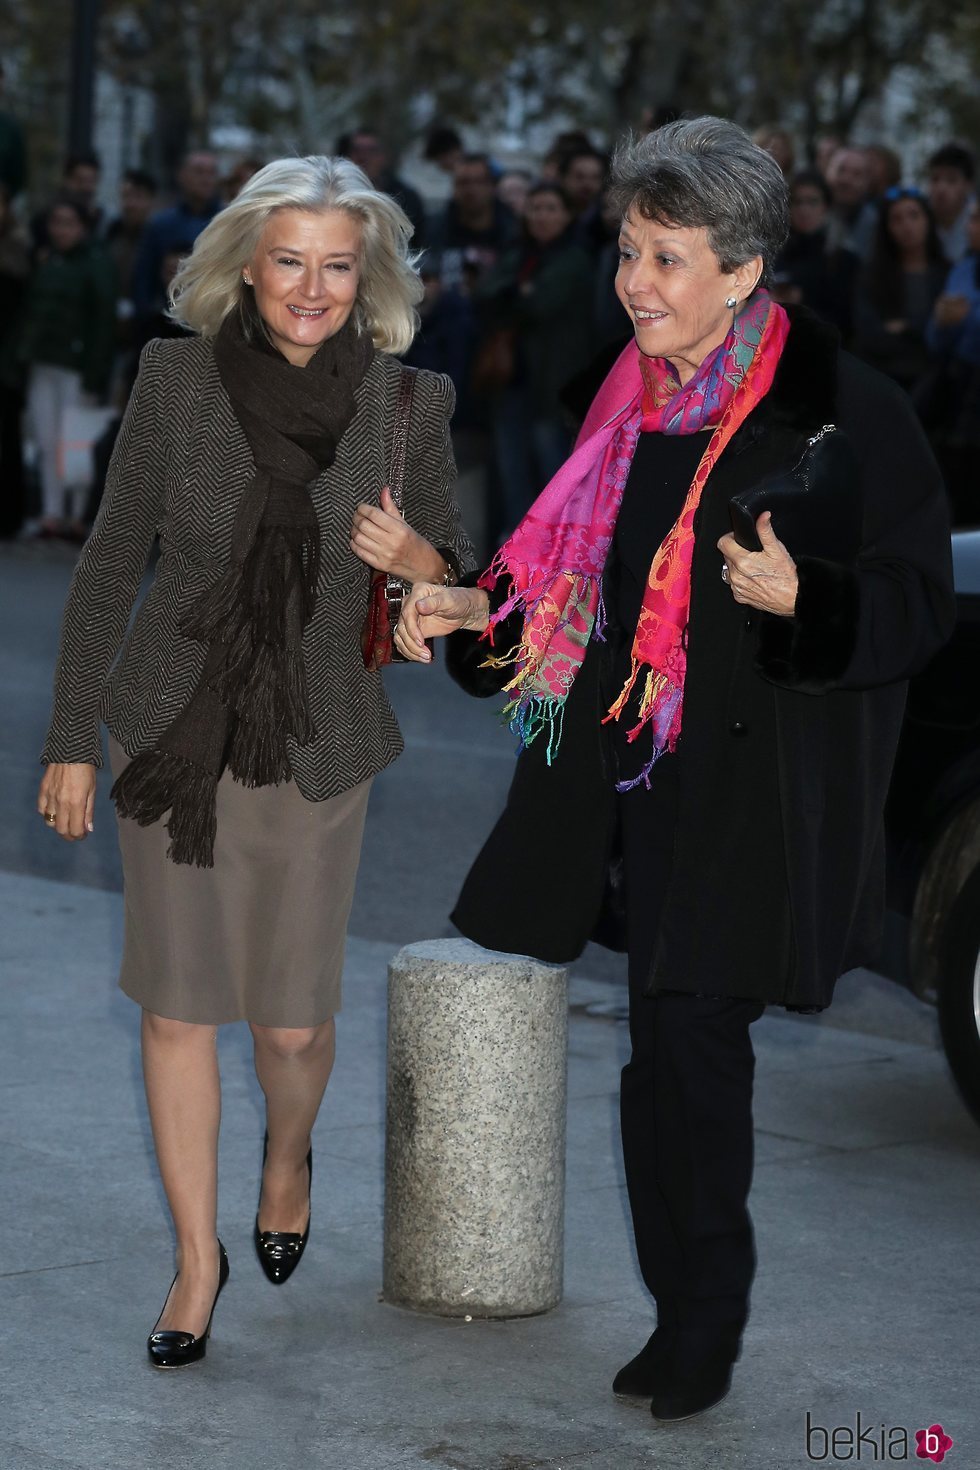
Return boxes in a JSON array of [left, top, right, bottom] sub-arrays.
[[243, 273, 252, 286], [725, 295, 737, 309]]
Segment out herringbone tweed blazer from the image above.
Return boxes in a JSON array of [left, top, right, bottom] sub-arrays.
[[42, 335, 475, 800]]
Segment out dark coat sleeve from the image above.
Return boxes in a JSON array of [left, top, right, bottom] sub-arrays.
[[756, 361, 955, 694], [41, 339, 167, 766]]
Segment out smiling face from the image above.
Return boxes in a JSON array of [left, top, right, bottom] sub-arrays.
[[615, 211, 762, 384], [246, 208, 362, 366]]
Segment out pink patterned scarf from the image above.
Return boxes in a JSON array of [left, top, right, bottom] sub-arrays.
[[480, 290, 790, 787]]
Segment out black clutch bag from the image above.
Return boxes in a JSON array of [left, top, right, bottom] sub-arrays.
[[728, 424, 862, 560]]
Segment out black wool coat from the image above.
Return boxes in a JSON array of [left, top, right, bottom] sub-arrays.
[[447, 309, 955, 1010]]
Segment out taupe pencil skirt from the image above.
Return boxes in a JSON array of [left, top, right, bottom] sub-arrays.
[[109, 736, 372, 1028]]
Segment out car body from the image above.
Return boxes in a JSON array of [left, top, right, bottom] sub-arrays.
[[882, 528, 980, 1123]]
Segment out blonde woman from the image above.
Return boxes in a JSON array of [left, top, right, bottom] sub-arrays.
[[37, 156, 473, 1367]]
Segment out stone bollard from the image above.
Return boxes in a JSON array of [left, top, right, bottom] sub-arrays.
[[383, 938, 568, 1318]]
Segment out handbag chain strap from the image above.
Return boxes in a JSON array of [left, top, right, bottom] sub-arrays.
[[387, 366, 417, 515]]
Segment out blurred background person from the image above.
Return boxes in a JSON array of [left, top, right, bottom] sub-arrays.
[[0, 180, 30, 538], [474, 180, 593, 542], [926, 143, 976, 264], [594, 186, 634, 348], [223, 156, 265, 203], [925, 199, 980, 524], [497, 168, 533, 221], [852, 185, 948, 395], [20, 198, 117, 540], [541, 129, 593, 181], [0, 60, 27, 201], [403, 249, 475, 406], [105, 168, 158, 361], [423, 124, 464, 178], [86, 243, 194, 530], [31, 150, 104, 253], [132, 151, 220, 317], [771, 169, 858, 337], [430, 153, 518, 292], [753, 124, 796, 177], [638, 103, 682, 133], [557, 145, 609, 253], [864, 143, 903, 198], [337, 126, 427, 247], [824, 145, 877, 258], [813, 133, 843, 177]]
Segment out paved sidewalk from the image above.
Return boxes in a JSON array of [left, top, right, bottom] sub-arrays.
[[1, 868, 977, 1470]]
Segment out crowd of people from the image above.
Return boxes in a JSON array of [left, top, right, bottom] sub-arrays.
[[0, 113, 977, 546]]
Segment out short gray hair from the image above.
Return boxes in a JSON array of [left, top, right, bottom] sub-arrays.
[[609, 117, 789, 284], [169, 155, 422, 353]]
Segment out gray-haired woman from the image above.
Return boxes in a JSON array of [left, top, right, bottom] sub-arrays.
[[398, 119, 953, 1421], [37, 156, 473, 1367]]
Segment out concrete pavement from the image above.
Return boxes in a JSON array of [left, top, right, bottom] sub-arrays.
[[2, 865, 978, 1470]]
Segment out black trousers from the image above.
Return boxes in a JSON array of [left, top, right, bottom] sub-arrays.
[[618, 767, 765, 1332]]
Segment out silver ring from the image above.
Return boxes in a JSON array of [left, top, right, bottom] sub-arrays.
[[721, 564, 731, 584]]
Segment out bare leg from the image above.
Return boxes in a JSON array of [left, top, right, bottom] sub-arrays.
[[141, 1009, 222, 1335], [251, 1019, 336, 1233]]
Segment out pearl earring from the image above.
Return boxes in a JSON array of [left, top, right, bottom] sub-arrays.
[[725, 295, 737, 309], [243, 273, 252, 286]]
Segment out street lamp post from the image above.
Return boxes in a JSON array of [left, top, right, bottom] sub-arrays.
[[68, 0, 101, 154]]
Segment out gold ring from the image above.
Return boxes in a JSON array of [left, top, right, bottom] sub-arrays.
[[43, 812, 56, 824]]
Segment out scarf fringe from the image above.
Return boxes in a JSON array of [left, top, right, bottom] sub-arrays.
[[111, 752, 218, 869], [181, 565, 245, 644], [614, 728, 666, 793], [225, 645, 313, 787], [479, 641, 523, 676], [501, 693, 567, 765]]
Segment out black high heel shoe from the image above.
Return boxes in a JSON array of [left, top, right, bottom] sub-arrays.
[[254, 1132, 312, 1285], [146, 1241, 229, 1369]]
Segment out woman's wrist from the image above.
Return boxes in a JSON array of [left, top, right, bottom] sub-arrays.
[[464, 588, 491, 632], [418, 546, 458, 586]]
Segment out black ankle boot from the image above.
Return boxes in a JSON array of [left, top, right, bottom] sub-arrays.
[[612, 1325, 679, 1397], [146, 1241, 229, 1369], [648, 1325, 742, 1421], [254, 1132, 313, 1285]]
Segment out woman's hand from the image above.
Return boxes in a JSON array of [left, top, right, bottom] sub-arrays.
[[395, 584, 491, 664], [37, 762, 97, 841], [717, 513, 799, 618], [351, 488, 447, 584]]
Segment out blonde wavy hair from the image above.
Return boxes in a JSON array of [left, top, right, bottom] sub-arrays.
[[168, 155, 423, 353]]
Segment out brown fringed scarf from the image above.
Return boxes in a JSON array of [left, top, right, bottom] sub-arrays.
[[111, 308, 375, 867]]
